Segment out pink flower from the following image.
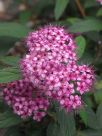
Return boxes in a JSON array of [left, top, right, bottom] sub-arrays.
[[3, 25, 94, 121], [3, 80, 49, 120]]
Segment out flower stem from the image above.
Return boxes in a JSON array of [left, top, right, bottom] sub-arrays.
[[75, 0, 86, 17]]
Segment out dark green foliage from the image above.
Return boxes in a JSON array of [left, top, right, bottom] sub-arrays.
[[0, 0, 102, 135], [0, 67, 21, 83], [54, 0, 69, 20], [0, 111, 22, 128], [69, 19, 102, 33], [47, 107, 76, 136], [75, 36, 86, 58], [0, 23, 30, 38]]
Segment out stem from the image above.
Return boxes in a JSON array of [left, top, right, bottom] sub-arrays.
[[75, 0, 86, 17]]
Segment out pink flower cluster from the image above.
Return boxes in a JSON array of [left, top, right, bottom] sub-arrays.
[[97, 0, 102, 4], [3, 80, 49, 121], [3, 25, 94, 121]]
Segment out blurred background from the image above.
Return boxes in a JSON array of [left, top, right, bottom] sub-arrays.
[[0, 0, 101, 58], [0, 0, 102, 136]]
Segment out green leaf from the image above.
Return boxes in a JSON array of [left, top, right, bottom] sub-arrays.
[[97, 8, 102, 16], [69, 19, 102, 33], [0, 67, 21, 83], [82, 94, 94, 107], [47, 122, 60, 136], [78, 130, 102, 136], [0, 111, 22, 128], [19, 11, 31, 24], [94, 90, 102, 104], [79, 108, 88, 126], [0, 37, 17, 56], [0, 56, 20, 66], [0, 23, 30, 38], [75, 36, 86, 58], [94, 80, 102, 104], [85, 107, 100, 130], [85, 32, 101, 42], [96, 103, 102, 128], [78, 106, 102, 130], [95, 80, 102, 90], [57, 109, 76, 136], [47, 109, 76, 136], [66, 18, 81, 25], [54, 0, 69, 20], [84, 0, 98, 8]]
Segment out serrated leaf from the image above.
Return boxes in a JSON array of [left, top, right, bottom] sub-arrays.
[[0, 111, 22, 128], [54, 0, 69, 20], [0, 67, 21, 83], [69, 19, 102, 33], [75, 36, 86, 58], [0, 23, 30, 38], [56, 109, 76, 136], [47, 109, 76, 136]]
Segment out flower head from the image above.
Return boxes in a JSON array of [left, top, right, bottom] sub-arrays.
[[3, 80, 49, 121], [3, 25, 94, 121]]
